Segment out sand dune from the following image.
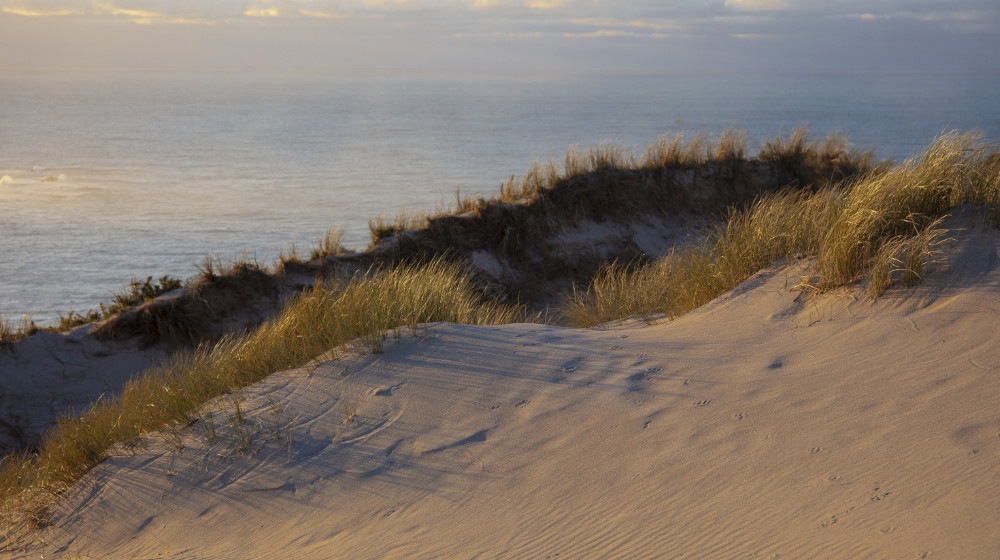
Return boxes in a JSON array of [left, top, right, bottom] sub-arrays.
[[9, 208, 1000, 559]]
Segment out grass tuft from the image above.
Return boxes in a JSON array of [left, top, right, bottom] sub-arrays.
[[53, 275, 183, 332], [0, 316, 36, 347], [310, 226, 346, 261]]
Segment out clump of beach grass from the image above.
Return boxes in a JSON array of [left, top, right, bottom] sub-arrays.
[[53, 275, 183, 332], [0, 258, 523, 536], [310, 226, 346, 261], [0, 316, 36, 347], [563, 131, 1000, 326]]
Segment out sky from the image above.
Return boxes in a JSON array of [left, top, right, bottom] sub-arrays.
[[1, 0, 998, 74]]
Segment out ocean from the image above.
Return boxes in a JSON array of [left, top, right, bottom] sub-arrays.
[[2, 70, 998, 326]]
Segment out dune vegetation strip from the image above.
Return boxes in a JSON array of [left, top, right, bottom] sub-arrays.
[[0, 129, 996, 541], [0, 260, 523, 535], [5, 127, 873, 349], [562, 131, 1000, 326]]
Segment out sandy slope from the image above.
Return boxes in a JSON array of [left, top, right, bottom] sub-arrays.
[[8, 208, 1000, 559], [0, 328, 168, 455]]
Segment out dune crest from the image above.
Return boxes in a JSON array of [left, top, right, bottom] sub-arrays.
[[12, 206, 998, 559]]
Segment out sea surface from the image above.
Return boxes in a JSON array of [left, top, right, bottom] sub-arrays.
[[2, 70, 999, 326]]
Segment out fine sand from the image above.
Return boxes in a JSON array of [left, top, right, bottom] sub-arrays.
[[8, 208, 1000, 559]]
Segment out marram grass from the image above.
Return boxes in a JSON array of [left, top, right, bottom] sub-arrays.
[[2, 130, 997, 540], [563, 131, 1000, 327], [0, 259, 523, 536]]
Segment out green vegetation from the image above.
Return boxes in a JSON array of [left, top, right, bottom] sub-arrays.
[[562, 131, 1000, 326], [0, 259, 523, 534]]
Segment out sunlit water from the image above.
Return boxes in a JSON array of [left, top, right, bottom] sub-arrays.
[[2, 70, 998, 326]]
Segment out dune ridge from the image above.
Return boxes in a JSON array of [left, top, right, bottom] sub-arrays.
[[6, 205, 998, 559]]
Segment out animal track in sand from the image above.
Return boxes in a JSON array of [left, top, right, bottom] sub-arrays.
[[809, 446, 823, 454], [820, 514, 840, 528], [515, 400, 530, 408], [819, 485, 892, 529], [734, 412, 746, 420], [870, 487, 891, 502], [693, 400, 711, 407], [610, 345, 623, 350]]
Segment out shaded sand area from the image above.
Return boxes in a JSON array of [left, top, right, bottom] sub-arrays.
[[7, 209, 1000, 559]]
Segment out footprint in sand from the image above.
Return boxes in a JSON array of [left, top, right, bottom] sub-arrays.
[[870, 487, 891, 502]]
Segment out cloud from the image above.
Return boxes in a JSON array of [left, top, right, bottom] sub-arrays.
[[94, 1, 164, 19], [526, 0, 564, 8], [471, 0, 566, 9], [734, 32, 776, 39], [839, 8, 998, 32], [298, 8, 383, 19], [2, 5, 82, 16], [563, 29, 667, 39], [846, 10, 983, 23], [244, 8, 280, 17], [569, 17, 686, 32], [724, 0, 787, 11], [453, 31, 544, 38]]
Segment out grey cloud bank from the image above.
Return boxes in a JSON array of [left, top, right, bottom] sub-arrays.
[[0, 0, 997, 73]]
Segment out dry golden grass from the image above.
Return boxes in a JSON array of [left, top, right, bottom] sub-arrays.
[[564, 131, 1000, 327], [368, 210, 434, 243], [310, 226, 346, 261], [0, 316, 33, 347], [1, 128, 964, 541], [0, 259, 523, 537]]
